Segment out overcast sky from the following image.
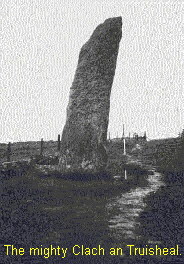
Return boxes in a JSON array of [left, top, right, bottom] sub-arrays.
[[1, 0, 184, 143]]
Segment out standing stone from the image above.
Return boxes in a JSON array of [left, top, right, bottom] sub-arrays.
[[59, 17, 122, 176]]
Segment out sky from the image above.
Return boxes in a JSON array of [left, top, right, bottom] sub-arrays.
[[1, 0, 184, 143]]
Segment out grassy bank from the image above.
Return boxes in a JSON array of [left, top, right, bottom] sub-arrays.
[[132, 136, 184, 263]]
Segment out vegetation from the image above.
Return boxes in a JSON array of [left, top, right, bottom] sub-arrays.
[[2, 135, 183, 262], [139, 134, 184, 184], [136, 133, 184, 263]]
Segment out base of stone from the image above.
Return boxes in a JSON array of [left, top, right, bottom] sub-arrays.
[[56, 171, 112, 181]]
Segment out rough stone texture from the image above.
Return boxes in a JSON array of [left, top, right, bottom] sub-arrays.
[[59, 17, 122, 175]]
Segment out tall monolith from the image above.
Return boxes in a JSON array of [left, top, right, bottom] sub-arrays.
[[59, 17, 122, 176]]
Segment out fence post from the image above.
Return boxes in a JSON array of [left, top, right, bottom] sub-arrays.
[[108, 132, 111, 141], [40, 138, 44, 156], [7, 142, 11, 162], [57, 134, 61, 151], [144, 131, 147, 140]]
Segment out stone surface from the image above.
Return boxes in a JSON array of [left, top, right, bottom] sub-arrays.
[[59, 17, 122, 175]]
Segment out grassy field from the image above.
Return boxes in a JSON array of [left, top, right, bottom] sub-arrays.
[[0, 140, 58, 163], [2, 137, 183, 263], [0, 149, 148, 264], [0, 138, 147, 176], [0, 137, 146, 163]]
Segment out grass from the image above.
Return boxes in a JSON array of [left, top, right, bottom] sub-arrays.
[[0, 138, 152, 263], [0, 140, 58, 163]]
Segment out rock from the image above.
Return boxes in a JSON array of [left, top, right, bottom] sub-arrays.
[[59, 17, 122, 176]]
